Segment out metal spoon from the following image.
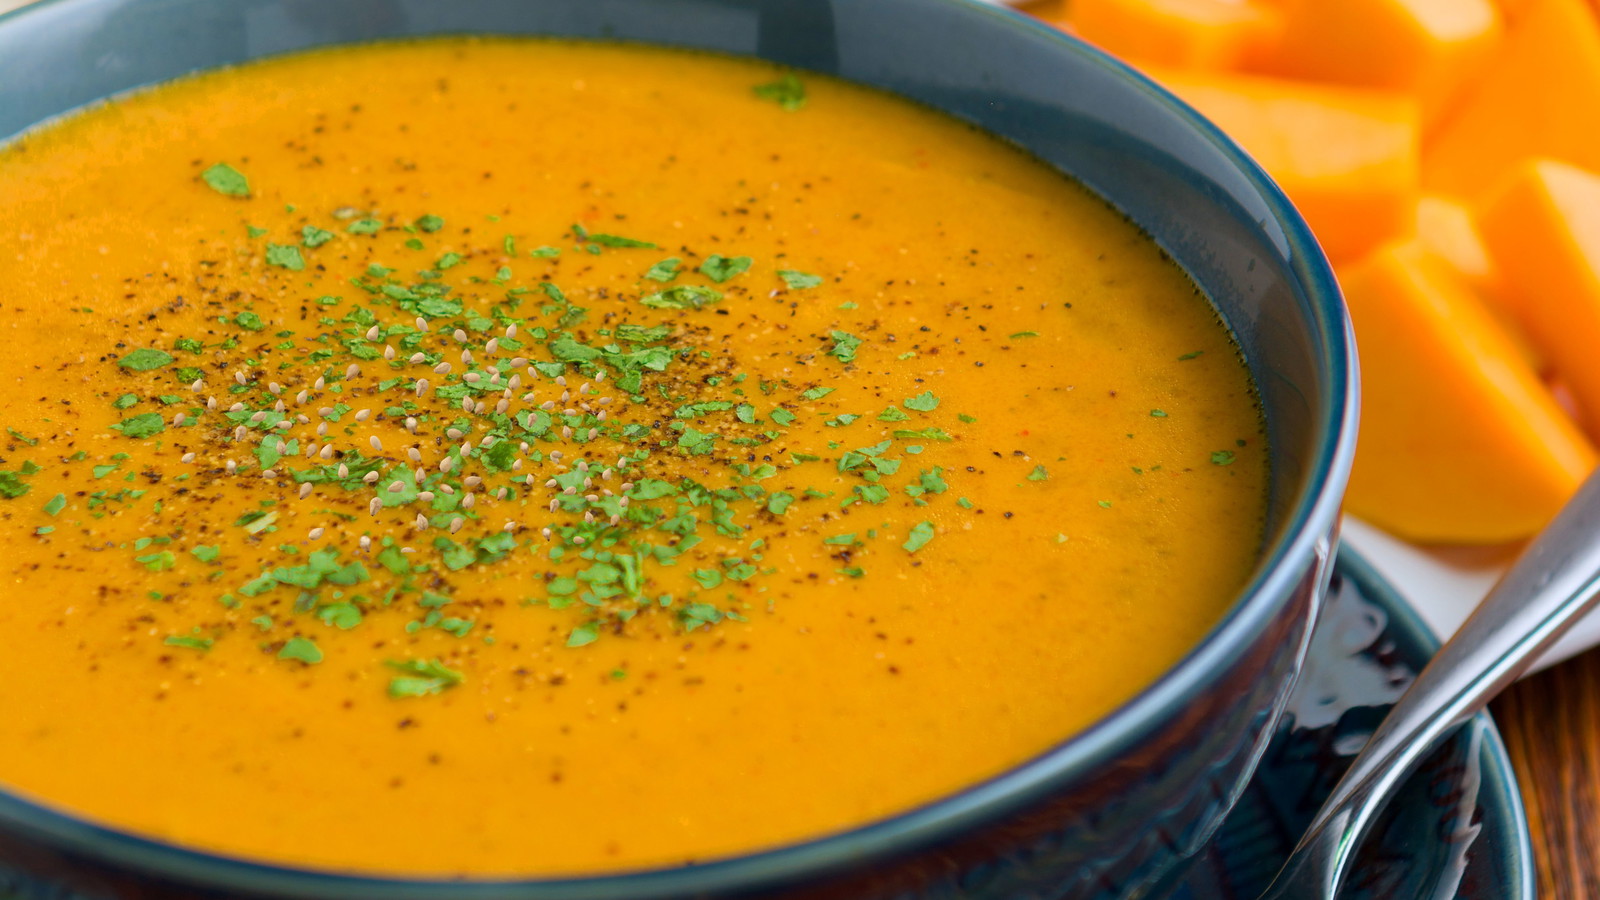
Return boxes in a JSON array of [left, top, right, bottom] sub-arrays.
[[1258, 467, 1600, 899]]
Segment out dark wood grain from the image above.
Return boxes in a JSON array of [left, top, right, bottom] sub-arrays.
[[1493, 650, 1600, 899]]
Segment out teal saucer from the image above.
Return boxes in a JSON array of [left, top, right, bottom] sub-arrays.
[[1178, 549, 1536, 899]]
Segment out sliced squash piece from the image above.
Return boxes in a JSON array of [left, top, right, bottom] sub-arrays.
[[1068, 0, 1283, 70], [1342, 241, 1595, 543], [1147, 67, 1419, 262], [1250, 0, 1502, 128], [1423, 0, 1600, 197], [1413, 194, 1539, 369], [1477, 159, 1600, 436]]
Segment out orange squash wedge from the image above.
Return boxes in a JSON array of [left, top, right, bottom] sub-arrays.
[[1070, 0, 1282, 70], [1477, 159, 1600, 439], [1249, 0, 1502, 129], [1146, 67, 1419, 262], [1342, 241, 1595, 543], [1423, 0, 1600, 197]]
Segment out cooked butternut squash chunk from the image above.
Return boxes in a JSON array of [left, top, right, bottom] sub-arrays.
[[1477, 158, 1600, 436], [1413, 194, 1539, 368], [1249, 0, 1502, 128], [1423, 0, 1600, 196], [1070, 0, 1282, 69], [1148, 67, 1420, 262], [1342, 242, 1594, 543]]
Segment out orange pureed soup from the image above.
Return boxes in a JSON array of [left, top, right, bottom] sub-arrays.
[[0, 39, 1267, 875]]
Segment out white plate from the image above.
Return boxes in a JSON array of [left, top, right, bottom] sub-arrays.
[[1342, 516, 1600, 672]]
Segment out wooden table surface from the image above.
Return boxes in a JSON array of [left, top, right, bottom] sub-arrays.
[[1495, 657, 1600, 899]]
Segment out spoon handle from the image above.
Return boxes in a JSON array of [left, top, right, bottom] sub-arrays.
[[1260, 467, 1600, 900]]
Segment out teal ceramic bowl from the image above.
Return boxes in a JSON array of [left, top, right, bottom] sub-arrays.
[[0, 1, 1356, 897]]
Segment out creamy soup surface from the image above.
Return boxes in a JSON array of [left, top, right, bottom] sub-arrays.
[[0, 39, 1267, 876]]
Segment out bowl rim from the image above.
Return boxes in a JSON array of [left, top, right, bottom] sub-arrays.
[[0, 0, 1358, 895]]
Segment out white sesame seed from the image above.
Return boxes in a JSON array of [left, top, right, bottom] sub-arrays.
[[181, 452, 196, 464], [433, 362, 451, 375], [509, 357, 527, 368], [441, 484, 455, 494], [540, 400, 556, 411], [415, 317, 429, 332], [461, 349, 474, 364], [234, 372, 247, 386], [305, 443, 319, 457], [449, 517, 465, 534], [383, 345, 396, 360], [363, 471, 381, 484], [296, 414, 311, 425], [355, 409, 371, 422], [206, 397, 218, 411], [345, 364, 359, 379], [299, 483, 313, 500], [453, 329, 468, 343], [416, 379, 430, 397], [555, 376, 567, 387], [263, 469, 278, 480], [440, 457, 455, 474], [388, 481, 403, 493], [269, 382, 283, 395], [296, 390, 309, 404], [548, 499, 559, 512], [463, 493, 476, 509], [414, 467, 425, 484], [415, 513, 429, 529], [314, 377, 325, 390], [405, 417, 418, 434], [366, 325, 381, 341], [485, 339, 499, 354], [316, 423, 328, 436], [506, 325, 518, 339], [228, 402, 245, 413], [319, 445, 334, 459], [172, 413, 186, 427], [370, 436, 384, 452], [225, 460, 237, 474], [190, 379, 204, 392], [359, 535, 372, 551], [369, 498, 382, 516], [418, 491, 435, 502], [465, 476, 482, 488], [337, 464, 349, 478], [309, 527, 325, 540], [464, 373, 481, 383], [410, 353, 427, 365], [233, 426, 247, 442], [274, 400, 286, 413], [495, 399, 509, 414]]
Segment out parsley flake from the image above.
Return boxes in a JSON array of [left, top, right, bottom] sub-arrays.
[[200, 163, 250, 197]]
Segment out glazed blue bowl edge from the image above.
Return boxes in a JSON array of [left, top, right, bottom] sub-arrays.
[[0, 1, 1357, 898]]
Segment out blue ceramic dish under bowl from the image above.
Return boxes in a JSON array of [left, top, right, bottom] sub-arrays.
[[0, 1, 1357, 898]]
